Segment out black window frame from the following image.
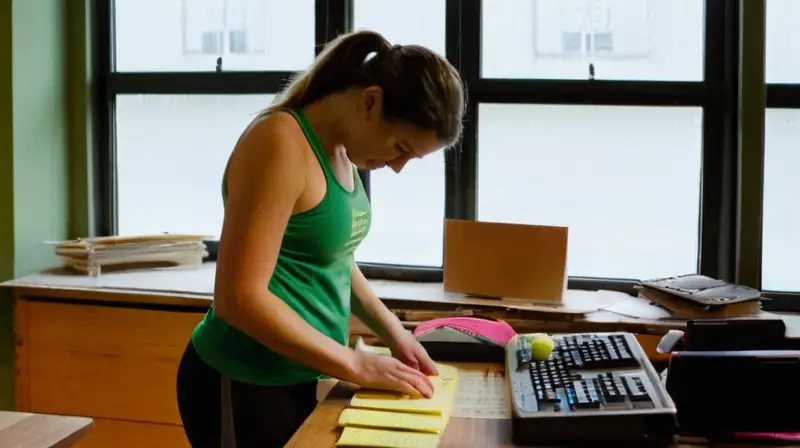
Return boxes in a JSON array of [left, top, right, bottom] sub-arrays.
[[94, 0, 794, 310]]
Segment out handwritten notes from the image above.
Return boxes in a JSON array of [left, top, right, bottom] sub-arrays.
[[336, 363, 459, 447], [335, 427, 440, 448], [451, 368, 509, 419]]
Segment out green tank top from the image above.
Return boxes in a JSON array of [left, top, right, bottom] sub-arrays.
[[191, 108, 371, 386]]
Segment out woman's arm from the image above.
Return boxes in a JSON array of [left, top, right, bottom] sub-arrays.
[[350, 262, 407, 343], [351, 262, 438, 375], [214, 113, 357, 381]]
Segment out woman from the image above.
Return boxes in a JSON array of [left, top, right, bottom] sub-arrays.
[[176, 29, 465, 447]]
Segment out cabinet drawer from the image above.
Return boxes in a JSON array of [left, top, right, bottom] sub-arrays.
[[75, 418, 189, 448], [22, 301, 204, 425]]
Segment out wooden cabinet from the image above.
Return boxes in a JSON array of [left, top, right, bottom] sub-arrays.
[[16, 297, 205, 447], [13, 294, 670, 447]]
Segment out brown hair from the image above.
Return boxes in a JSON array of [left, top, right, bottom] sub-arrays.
[[269, 30, 465, 147]]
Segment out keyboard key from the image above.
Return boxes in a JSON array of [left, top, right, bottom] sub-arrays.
[[517, 347, 531, 370], [570, 380, 601, 409], [554, 334, 639, 369], [623, 376, 650, 402], [596, 374, 626, 403]]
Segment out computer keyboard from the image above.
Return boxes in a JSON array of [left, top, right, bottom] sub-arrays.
[[507, 332, 678, 446]]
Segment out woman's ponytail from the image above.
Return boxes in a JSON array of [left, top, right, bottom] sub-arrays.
[[269, 30, 390, 111]]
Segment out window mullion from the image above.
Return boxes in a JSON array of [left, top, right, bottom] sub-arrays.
[[445, 0, 478, 222], [93, 0, 116, 236], [698, 0, 740, 282], [736, 0, 766, 289]]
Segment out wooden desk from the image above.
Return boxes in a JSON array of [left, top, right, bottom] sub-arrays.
[[287, 363, 516, 448], [0, 411, 92, 448], [3, 264, 799, 446], [288, 365, 793, 448]]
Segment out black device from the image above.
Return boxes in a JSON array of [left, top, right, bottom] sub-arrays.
[[666, 350, 800, 438], [506, 332, 678, 446], [419, 340, 505, 362], [684, 318, 792, 351], [415, 325, 506, 362]]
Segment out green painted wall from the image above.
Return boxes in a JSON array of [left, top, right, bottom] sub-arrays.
[[0, 0, 90, 410], [0, 0, 16, 413]]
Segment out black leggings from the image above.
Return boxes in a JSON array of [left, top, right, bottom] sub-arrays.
[[176, 341, 318, 448]]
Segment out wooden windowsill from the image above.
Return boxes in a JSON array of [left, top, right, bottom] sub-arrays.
[[2, 262, 799, 338]]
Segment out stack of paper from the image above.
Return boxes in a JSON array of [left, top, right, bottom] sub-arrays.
[[336, 363, 459, 448], [50, 234, 210, 276]]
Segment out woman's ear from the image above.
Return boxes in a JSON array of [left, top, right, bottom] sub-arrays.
[[361, 86, 384, 121]]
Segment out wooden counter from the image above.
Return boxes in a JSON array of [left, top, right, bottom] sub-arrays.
[[0, 411, 92, 448], [4, 264, 799, 447]]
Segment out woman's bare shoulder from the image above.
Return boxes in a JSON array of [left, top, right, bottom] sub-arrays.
[[233, 111, 307, 169], [247, 109, 304, 142]]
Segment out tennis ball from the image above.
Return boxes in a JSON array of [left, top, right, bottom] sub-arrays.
[[529, 333, 554, 361]]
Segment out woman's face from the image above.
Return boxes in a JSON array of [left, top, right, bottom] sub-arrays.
[[344, 87, 441, 173]]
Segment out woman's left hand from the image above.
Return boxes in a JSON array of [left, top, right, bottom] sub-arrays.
[[386, 331, 439, 376]]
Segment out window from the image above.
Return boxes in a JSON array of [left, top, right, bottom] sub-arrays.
[[559, 30, 614, 57], [766, 0, 800, 84], [562, 32, 583, 54], [483, 0, 704, 80], [97, 0, 771, 300], [593, 32, 613, 53], [116, 95, 274, 236], [114, 0, 315, 72], [763, 109, 800, 291], [473, 0, 718, 283], [547, 1, 621, 57], [102, 0, 315, 239], [763, 0, 800, 299], [353, 0, 447, 267], [229, 30, 249, 54], [477, 104, 702, 280], [200, 31, 222, 55]]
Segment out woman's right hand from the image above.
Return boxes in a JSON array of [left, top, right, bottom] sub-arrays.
[[345, 350, 435, 398]]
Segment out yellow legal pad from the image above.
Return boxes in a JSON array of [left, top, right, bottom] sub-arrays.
[[336, 363, 459, 447], [349, 369, 457, 415], [335, 427, 440, 448], [338, 408, 447, 434]]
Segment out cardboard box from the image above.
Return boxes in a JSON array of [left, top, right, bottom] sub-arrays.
[[443, 219, 568, 302]]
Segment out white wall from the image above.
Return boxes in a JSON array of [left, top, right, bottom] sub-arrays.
[[112, 0, 800, 288]]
